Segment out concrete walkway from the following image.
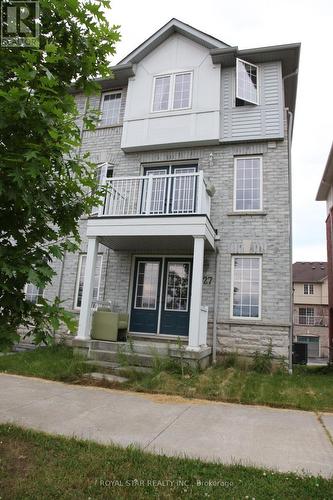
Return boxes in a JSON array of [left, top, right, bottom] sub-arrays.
[[1, 374, 333, 478]]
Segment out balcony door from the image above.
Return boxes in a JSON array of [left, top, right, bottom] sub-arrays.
[[129, 257, 192, 336], [142, 164, 197, 215]]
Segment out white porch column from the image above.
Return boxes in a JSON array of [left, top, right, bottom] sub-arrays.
[[188, 236, 205, 349], [76, 237, 98, 340]]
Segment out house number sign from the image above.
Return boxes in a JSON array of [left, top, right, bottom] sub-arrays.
[[203, 276, 213, 285]]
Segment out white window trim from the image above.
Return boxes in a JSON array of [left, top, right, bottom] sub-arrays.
[[74, 253, 103, 310], [134, 260, 159, 311], [100, 91, 122, 127], [233, 156, 263, 212], [151, 71, 193, 113], [304, 283, 314, 295], [235, 58, 259, 106], [164, 261, 191, 313], [230, 255, 262, 320], [24, 283, 44, 305]]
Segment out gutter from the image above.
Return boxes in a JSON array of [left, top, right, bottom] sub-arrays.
[[212, 237, 221, 364]]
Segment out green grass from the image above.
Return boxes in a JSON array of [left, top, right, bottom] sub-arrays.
[[0, 424, 332, 499], [120, 362, 333, 412], [1, 346, 333, 412], [0, 345, 94, 382]]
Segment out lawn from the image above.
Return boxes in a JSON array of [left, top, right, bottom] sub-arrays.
[[0, 424, 332, 499], [0, 345, 94, 381], [1, 346, 333, 412]]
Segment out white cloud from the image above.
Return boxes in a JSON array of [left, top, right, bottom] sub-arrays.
[[108, 0, 333, 262]]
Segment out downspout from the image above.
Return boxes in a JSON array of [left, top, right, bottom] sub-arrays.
[[212, 237, 221, 364], [287, 108, 294, 374], [283, 69, 297, 374]]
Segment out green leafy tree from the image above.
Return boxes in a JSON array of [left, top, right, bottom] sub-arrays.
[[0, 0, 120, 350]]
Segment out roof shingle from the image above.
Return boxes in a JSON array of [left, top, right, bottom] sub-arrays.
[[292, 262, 327, 283]]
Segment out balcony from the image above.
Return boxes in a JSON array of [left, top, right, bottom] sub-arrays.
[[294, 315, 328, 327], [87, 171, 216, 251]]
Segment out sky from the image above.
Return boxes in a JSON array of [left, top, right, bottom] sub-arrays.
[[107, 0, 333, 263]]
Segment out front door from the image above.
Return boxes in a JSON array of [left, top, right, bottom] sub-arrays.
[[129, 257, 192, 336]]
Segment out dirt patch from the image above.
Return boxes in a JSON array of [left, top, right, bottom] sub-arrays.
[[0, 436, 34, 482]]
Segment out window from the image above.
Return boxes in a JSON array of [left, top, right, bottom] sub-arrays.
[[153, 76, 171, 112], [231, 256, 261, 319], [75, 254, 103, 308], [100, 92, 121, 126], [24, 284, 44, 304], [152, 72, 192, 112], [135, 261, 160, 310], [91, 163, 113, 216], [234, 157, 262, 211], [304, 283, 314, 295], [165, 262, 190, 312], [299, 307, 314, 325], [236, 58, 259, 106]]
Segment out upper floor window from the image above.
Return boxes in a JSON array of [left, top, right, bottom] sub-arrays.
[[24, 283, 44, 304], [299, 307, 314, 325], [100, 92, 121, 126], [304, 283, 314, 295], [234, 156, 262, 211], [236, 58, 259, 106], [152, 72, 192, 112], [91, 163, 113, 216]]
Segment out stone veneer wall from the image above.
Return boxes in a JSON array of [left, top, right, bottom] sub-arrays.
[[43, 90, 291, 359]]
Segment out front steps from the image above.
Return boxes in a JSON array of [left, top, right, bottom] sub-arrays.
[[73, 337, 212, 369], [88, 340, 174, 368]]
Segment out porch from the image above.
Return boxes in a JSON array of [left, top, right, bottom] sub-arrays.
[[74, 170, 217, 366]]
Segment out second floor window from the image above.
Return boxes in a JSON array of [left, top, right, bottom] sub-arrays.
[[299, 307, 314, 325], [234, 156, 262, 211], [152, 72, 192, 112], [304, 283, 314, 295], [100, 92, 121, 126]]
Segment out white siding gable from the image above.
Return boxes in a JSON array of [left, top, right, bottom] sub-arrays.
[[121, 33, 221, 151]]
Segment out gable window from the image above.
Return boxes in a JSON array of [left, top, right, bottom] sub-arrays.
[[231, 256, 261, 319], [75, 254, 103, 309], [236, 58, 259, 106], [24, 284, 44, 304], [152, 72, 192, 112], [153, 76, 171, 112], [299, 307, 314, 325], [100, 92, 122, 126], [234, 157, 262, 211], [304, 283, 314, 295]]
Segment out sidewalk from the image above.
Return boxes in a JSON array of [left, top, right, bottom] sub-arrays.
[[1, 373, 333, 478]]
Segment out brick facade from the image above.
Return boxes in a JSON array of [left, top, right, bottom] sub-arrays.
[[43, 89, 291, 359]]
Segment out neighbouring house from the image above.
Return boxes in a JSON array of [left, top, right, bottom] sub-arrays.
[[316, 142, 333, 362], [26, 19, 300, 367], [292, 262, 329, 360]]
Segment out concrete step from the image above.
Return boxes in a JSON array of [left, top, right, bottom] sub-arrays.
[[85, 360, 121, 372], [84, 372, 128, 384], [85, 359, 152, 374], [90, 339, 180, 356], [114, 365, 153, 374], [88, 349, 159, 367]]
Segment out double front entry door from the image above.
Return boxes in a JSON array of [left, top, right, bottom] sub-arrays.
[[129, 257, 192, 336]]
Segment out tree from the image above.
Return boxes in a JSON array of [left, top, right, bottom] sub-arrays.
[[0, 0, 120, 349]]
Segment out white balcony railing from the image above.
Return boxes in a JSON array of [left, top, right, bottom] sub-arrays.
[[97, 171, 211, 218], [294, 315, 328, 327]]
